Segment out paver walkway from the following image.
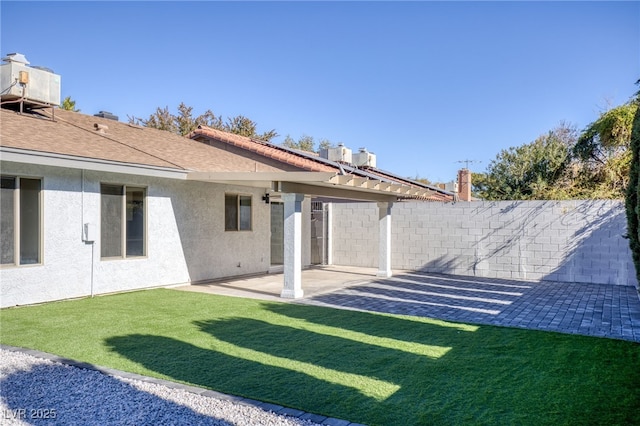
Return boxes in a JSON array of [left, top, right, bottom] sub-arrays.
[[298, 271, 640, 342]]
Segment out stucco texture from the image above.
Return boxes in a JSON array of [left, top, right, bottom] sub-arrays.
[[0, 162, 282, 307]]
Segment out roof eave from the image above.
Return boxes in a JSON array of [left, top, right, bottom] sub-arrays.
[[187, 169, 437, 201], [1, 147, 188, 180]]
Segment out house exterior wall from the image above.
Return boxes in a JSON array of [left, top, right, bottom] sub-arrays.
[[0, 161, 278, 307], [331, 200, 637, 287]]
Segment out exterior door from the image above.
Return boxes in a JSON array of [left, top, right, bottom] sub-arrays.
[[310, 201, 327, 265], [270, 202, 284, 266]]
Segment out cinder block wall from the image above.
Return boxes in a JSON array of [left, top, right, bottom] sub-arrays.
[[331, 200, 637, 287]]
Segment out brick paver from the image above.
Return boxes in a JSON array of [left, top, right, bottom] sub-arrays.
[[300, 272, 640, 342]]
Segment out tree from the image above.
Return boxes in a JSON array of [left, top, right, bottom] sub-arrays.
[[174, 103, 223, 137], [224, 114, 277, 142], [281, 135, 338, 153], [137, 106, 178, 133], [318, 139, 334, 151], [473, 124, 576, 200], [573, 99, 638, 198], [129, 103, 278, 142], [282, 134, 316, 152], [60, 96, 80, 112], [625, 82, 640, 285]]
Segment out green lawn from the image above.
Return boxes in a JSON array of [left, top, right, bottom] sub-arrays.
[[1, 289, 639, 425]]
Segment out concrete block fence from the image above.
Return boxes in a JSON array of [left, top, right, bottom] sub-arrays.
[[331, 200, 638, 287]]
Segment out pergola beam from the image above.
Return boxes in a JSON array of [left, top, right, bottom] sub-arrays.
[[277, 181, 396, 202]]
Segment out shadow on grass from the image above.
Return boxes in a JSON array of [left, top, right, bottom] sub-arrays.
[[105, 302, 640, 425], [104, 333, 383, 418], [263, 301, 478, 344]]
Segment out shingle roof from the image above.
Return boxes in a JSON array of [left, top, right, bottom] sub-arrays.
[[1, 108, 180, 169], [1, 108, 309, 173], [1, 107, 453, 201]]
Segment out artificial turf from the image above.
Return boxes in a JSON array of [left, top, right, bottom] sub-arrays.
[[1, 288, 639, 425]]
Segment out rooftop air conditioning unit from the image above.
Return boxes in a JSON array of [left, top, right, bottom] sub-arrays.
[[444, 181, 458, 193], [0, 53, 61, 107], [352, 147, 376, 168], [319, 143, 352, 164]]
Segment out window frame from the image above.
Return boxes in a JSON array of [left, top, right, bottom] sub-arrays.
[[0, 175, 43, 267], [100, 183, 147, 260], [224, 193, 252, 232]]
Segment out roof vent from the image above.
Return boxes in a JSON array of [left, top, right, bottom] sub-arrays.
[[94, 123, 109, 134], [94, 111, 119, 121]]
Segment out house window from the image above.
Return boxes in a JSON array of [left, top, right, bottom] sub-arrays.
[[101, 184, 146, 258], [225, 194, 252, 231], [1, 176, 42, 266]]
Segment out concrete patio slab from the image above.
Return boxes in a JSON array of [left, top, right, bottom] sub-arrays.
[[175, 265, 378, 301]]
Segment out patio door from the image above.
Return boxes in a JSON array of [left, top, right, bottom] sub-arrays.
[[310, 201, 327, 265], [270, 202, 284, 266]]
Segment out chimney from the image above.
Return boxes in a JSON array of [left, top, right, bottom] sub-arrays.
[[457, 168, 471, 201]]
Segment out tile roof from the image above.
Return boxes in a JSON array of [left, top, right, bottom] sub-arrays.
[[189, 126, 454, 202], [189, 126, 337, 173]]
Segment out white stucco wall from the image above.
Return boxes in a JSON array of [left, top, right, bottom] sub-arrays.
[[0, 161, 275, 307]]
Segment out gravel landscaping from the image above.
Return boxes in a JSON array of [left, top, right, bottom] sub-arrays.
[[0, 349, 322, 426]]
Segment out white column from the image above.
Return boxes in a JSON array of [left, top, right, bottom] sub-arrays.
[[281, 193, 304, 298], [377, 201, 393, 278], [325, 203, 333, 265]]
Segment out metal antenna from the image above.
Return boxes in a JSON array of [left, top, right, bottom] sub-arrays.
[[456, 159, 481, 169]]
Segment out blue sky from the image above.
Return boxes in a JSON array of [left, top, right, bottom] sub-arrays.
[[1, 1, 638, 182]]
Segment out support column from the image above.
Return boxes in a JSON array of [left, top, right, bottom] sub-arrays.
[[281, 193, 305, 298], [325, 202, 333, 265], [377, 201, 393, 278]]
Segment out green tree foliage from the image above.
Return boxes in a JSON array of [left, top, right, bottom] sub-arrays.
[[625, 84, 640, 285], [318, 139, 333, 151], [175, 103, 223, 137], [225, 114, 278, 141], [59, 96, 80, 112], [473, 124, 576, 200], [281, 135, 337, 153], [475, 92, 638, 201], [129, 103, 277, 142], [137, 106, 177, 133], [282, 134, 316, 152], [573, 100, 638, 197]]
